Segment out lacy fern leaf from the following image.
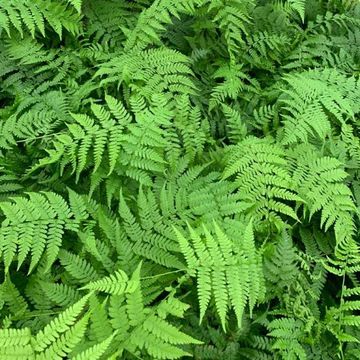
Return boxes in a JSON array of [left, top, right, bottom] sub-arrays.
[[0, 191, 86, 273], [174, 220, 265, 330]]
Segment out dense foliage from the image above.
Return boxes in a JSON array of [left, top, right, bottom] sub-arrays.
[[1, 0, 360, 359]]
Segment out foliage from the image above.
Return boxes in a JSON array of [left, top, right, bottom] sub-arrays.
[[0, 0, 360, 359]]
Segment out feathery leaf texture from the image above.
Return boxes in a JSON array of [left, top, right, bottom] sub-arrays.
[[0, 191, 87, 273], [174, 220, 265, 330], [0, 0, 360, 358]]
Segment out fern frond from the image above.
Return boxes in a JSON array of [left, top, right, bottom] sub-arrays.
[[40, 282, 81, 308], [96, 47, 197, 98], [80, 262, 141, 295], [174, 220, 264, 330], [279, 70, 355, 145], [72, 333, 116, 360], [0, 0, 82, 38], [119, 190, 183, 268], [58, 249, 99, 284], [209, 0, 253, 60], [222, 104, 247, 143], [67, 0, 82, 13], [0, 191, 85, 272], [124, 0, 202, 51], [290, 145, 357, 257], [0, 328, 34, 359], [223, 137, 302, 228], [32, 294, 89, 350], [268, 317, 307, 360], [210, 63, 248, 110], [288, 0, 306, 23], [264, 231, 299, 291]]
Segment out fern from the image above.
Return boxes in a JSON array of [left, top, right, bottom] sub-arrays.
[[123, 0, 203, 51], [0, 328, 34, 359], [80, 262, 141, 295], [209, 63, 249, 110], [289, 144, 358, 258], [278, 69, 355, 145], [267, 317, 307, 360], [174, 220, 265, 330], [208, 0, 253, 61], [96, 47, 197, 98], [72, 333, 116, 360], [0, 0, 360, 358], [119, 189, 183, 268], [0, 191, 88, 273], [223, 137, 302, 229], [0, 0, 82, 39]]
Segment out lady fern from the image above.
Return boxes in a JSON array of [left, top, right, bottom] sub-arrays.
[[1, 0, 360, 359], [174, 220, 264, 330]]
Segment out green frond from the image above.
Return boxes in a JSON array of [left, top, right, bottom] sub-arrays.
[[223, 137, 302, 228], [222, 104, 247, 143], [175, 220, 264, 330], [264, 231, 299, 291], [96, 47, 197, 98], [124, 0, 202, 51], [36, 314, 89, 360], [288, 0, 306, 22], [72, 333, 116, 360], [0, 90, 70, 148], [209, 0, 253, 60], [0, 0, 82, 39], [0, 191, 83, 272], [119, 189, 183, 268], [80, 262, 141, 295], [290, 145, 357, 258], [0, 328, 34, 359], [32, 294, 90, 352], [268, 317, 307, 360], [58, 250, 99, 283], [67, 0, 82, 13], [0, 0, 360, 358], [41, 281, 80, 308], [279, 70, 356, 145], [210, 63, 248, 110], [0, 276, 29, 319]]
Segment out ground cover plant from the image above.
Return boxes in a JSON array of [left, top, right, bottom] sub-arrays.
[[1, 0, 360, 359]]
